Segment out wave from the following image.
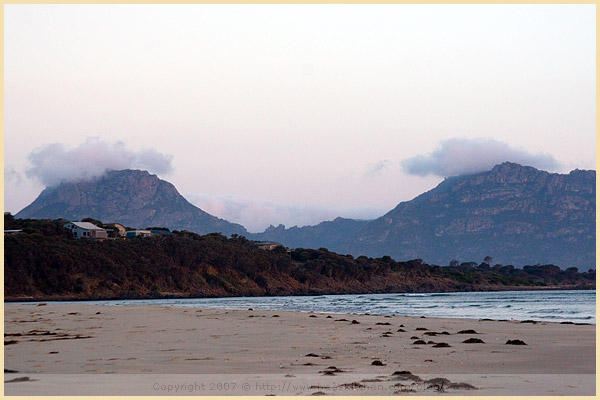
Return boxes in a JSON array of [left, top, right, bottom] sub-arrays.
[[58, 289, 595, 324]]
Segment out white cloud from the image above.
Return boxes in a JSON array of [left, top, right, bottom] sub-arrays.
[[401, 137, 561, 177], [364, 160, 394, 177], [4, 166, 23, 186], [26, 138, 173, 186]]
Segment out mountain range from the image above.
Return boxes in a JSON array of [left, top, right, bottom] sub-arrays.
[[15, 162, 596, 269]]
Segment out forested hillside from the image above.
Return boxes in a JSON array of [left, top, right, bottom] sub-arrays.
[[4, 216, 595, 301]]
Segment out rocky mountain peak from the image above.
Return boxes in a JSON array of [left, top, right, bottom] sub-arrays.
[[16, 169, 247, 236], [254, 162, 596, 269], [485, 162, 547, 183]]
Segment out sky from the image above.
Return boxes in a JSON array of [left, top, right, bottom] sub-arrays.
[[4, 4, 596, 232]]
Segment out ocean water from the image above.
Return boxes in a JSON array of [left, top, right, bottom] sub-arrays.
[[57, 290, 595, 323]]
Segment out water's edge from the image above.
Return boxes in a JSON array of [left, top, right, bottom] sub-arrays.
[[9, 289, 595, 324]]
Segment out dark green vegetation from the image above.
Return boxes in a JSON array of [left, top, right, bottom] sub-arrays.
[[4, 216, 595, 301]]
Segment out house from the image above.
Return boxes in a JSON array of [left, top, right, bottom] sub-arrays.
[[104, 223, 127, 238], [64, 221, 108, 240], [254, 241, 282, 251], [126, 230, 152, 238], [4, 229, 22, 235]]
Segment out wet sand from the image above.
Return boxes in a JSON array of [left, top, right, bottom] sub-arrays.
[[4, 303, 595, 395]]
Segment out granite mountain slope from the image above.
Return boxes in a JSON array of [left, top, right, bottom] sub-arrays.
[[15, 169, 248, 236], [255, 163, 596, 269]]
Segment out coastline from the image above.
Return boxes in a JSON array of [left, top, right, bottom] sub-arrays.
[[4, 284, 594, 303], [4, 303, 595, 395]]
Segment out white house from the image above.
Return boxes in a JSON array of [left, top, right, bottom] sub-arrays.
[[64, 221, 108, 240]]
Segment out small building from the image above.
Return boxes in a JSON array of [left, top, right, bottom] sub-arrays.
[[254, 241, 282, 251], [126, 230, 152, 238], [104, 223, 127, 238], [64, 222, 108, 240], [4, 229, 22, 235]]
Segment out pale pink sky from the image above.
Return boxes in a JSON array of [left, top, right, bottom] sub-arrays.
[[4, 4, 596, 231]]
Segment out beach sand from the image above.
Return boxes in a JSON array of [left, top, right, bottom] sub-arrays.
[[4, 303, 595, 395]]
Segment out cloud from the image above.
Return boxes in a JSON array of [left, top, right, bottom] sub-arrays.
[[401, 137, 561, 177], [4, 166, 23, 186], [364, 159, 393, 177], [26, 138, 173, 187], [186, 193, 383, 232]]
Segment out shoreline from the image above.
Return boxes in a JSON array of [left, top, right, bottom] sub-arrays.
[[5, 302, 596, 325], [5, 285, 595, 303], [5, 303, 595, 395], [5, 288, 594, 325]]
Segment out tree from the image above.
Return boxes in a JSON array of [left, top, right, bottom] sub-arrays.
[[82, 217, 103, 226], [483, 256, 493, 265]]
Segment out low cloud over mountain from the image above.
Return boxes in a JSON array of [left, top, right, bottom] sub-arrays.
[[402, 137, 561, 177], [26, 138, 173, 187]]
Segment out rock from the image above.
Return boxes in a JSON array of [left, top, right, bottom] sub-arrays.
[[392, 370, 413, 375], [462, 338, 485, 344]]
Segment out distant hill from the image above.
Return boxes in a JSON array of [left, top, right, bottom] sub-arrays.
[[253, 163, 596, 269], [15, 169, 248, 236], [4, 217, 595, 301], [254, 217, 370, 251]]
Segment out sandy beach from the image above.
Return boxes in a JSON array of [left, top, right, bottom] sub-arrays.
[[4, 303, 595, 395]]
